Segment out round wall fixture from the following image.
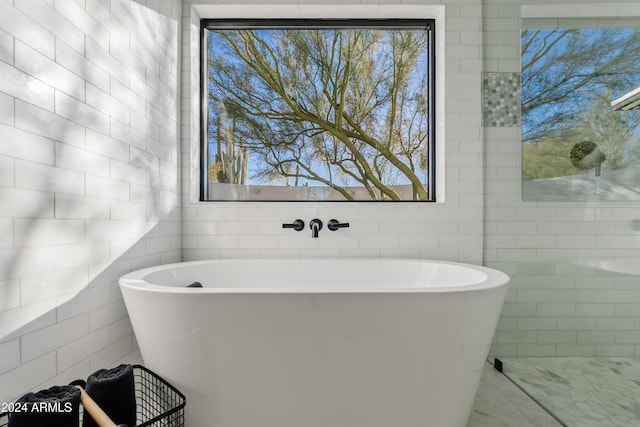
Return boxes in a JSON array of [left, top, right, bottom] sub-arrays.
[[570, 141, 606, 176]]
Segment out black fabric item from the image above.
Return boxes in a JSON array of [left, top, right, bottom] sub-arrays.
[[82, 364, 136, 427], [8, 385, 81, 427]]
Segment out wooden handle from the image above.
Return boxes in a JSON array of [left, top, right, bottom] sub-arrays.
[[73, 385, 119, 427]]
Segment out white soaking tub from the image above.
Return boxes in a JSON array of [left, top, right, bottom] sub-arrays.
[[119, 258, 509, 427]]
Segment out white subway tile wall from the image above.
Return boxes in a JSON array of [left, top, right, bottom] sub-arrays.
[[0, 0, 182, 404], [483, 1, 640, 358]]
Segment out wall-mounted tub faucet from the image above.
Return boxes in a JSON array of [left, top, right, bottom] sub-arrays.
[[282, 219, 305, 231], [309, 219, 323, 238], [328, 219, 350, 231]]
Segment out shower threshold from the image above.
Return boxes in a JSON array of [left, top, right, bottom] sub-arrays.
[[499, 356, 640, 427]]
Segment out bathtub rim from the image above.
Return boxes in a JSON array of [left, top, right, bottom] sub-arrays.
[[119, 258, 509, 294]]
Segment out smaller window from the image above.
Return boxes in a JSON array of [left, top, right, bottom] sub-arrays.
[[521, 20, 640, 201], [200, 19, 436, 201]]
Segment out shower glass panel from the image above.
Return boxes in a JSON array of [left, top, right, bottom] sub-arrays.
[[521, 20, 640, 202], [498, 16, 640, 427]]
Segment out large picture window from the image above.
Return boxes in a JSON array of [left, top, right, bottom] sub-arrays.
[[200, 19, 436, 201]]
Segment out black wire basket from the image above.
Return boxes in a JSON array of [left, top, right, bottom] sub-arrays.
[[0, 365, 185, 427]]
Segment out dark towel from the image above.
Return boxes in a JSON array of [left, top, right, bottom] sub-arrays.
[[8, 385, 81, 427], [187, 281, 203, 288], [83, 364, 136, 427]]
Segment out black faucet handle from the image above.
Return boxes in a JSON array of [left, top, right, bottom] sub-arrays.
[[327, 219, 349, 231], [282, 219, 305, 231]]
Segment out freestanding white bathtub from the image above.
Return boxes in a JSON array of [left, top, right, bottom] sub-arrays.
[[119, 259, 509, 427]]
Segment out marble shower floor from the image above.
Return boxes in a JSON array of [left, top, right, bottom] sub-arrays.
[[468, 362, 562, 427], [500, 357, 640, 427]]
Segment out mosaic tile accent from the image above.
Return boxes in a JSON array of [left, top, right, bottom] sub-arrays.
[[482, 72, 521, 127], [501, 357, 640, 427]]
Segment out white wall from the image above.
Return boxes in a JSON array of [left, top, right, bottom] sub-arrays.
[[484, 1, 640, 358], [0, 0, 182, 403], [181, 0, 485, 264]]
